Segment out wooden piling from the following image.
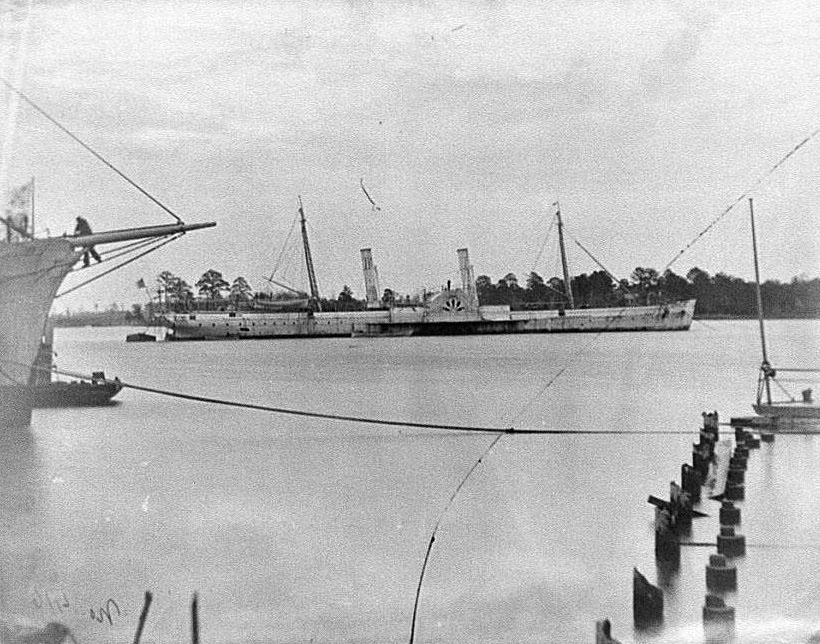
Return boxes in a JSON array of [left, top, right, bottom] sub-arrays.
[[633, 568, 663, 627], [191, 592, 199, 644], [717, 526, 746, 557], [132, 591, 153, 644], [705, 554, 737, 591], [718, 500, 741, 525], [595, 618, 622, 644]]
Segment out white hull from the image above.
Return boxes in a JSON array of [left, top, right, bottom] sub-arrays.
[[753, 402, 820, 418], [752, 402, 820, 429], [163, 299, 696, 340], [0, 239, 81, 425], [0, 222, 214, 426]]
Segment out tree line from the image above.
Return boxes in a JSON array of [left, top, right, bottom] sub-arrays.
[[149, 269, 417, 313], [475, 266, 820, 318], [148, 266, 820, 318], [154, 269, 253, 306]]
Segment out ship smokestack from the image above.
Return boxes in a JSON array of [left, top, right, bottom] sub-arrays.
[[360, 248, 381, 309], [457, 248, 478, 308]]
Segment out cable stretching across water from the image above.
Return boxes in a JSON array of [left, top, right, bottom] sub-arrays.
[[408, 433, 504, 644], [508, 306, 630, 426], [408, 303, 632, 641], [6, 359, 706, 435]]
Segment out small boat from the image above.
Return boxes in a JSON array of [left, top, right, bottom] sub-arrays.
[[126, 331, 157, 342], [25, 326, 121, 408], [28, 372, 122, 408], [747, 198, 820, 425]]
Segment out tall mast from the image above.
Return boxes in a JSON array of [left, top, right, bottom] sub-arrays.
[[298, 195, 321, 311], [749, 197, 772, 405], [555, 201, 575, 309], [30, 176, 34, 237]]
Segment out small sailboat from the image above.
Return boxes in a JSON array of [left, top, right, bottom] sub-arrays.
[[748, 198, 820, 425]]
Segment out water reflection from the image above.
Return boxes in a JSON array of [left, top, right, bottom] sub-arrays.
[[0, 426, 46, 616]]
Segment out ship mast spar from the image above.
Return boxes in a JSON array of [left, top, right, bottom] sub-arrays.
[[749, 197, 772, 406], [298, 196, 321, 311], [555, 201, 575, 309]]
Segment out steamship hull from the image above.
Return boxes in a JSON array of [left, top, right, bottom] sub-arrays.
[[163, 299, 696, 340], [163, 244, 695, 341]]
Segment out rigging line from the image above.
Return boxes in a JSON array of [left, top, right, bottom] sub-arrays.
[[0, 363, 22, 385], [771, 376, 796, 401], [102, 235, 165, 257], [571, 236, 632, 295], [96, 235, 164, 264], [540, 277, 569, 299], [530, 217, 556, 275], [663, 126, 820, 273], [692, 319, 720, 332], [1, 358, 706, 435], [0, 75, 183, 224], [268, 211, 299, 281], [56, 234, 181, 298], [16, 236, 173, 289], [408, 433, 504, 644], [0, 254, 80, 286], [507, 307, 630, 427], [0, 240, 136, 286]]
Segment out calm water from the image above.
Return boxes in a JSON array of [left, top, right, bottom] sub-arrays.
[[2, 320, 820, 644]]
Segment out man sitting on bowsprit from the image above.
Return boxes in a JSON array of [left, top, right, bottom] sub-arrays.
[[74, 216, 102, 267]]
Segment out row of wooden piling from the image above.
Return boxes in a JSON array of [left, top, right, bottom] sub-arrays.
[[700, 421, 765, 641], [595, 412, 773, 644]]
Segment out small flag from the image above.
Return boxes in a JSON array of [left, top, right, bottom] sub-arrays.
[[4, 179, 33, 241], [136, 278, 146, 289]]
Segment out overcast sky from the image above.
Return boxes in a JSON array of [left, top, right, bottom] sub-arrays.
[[3, 0, 820, 310]]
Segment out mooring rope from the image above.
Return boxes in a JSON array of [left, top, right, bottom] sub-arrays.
[[6, 357, 707, 435]]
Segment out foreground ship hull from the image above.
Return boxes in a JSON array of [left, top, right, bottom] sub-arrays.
[[163, 299, 696, 340], [0, 239, 81, 426], [0, 222, 215, 427]]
